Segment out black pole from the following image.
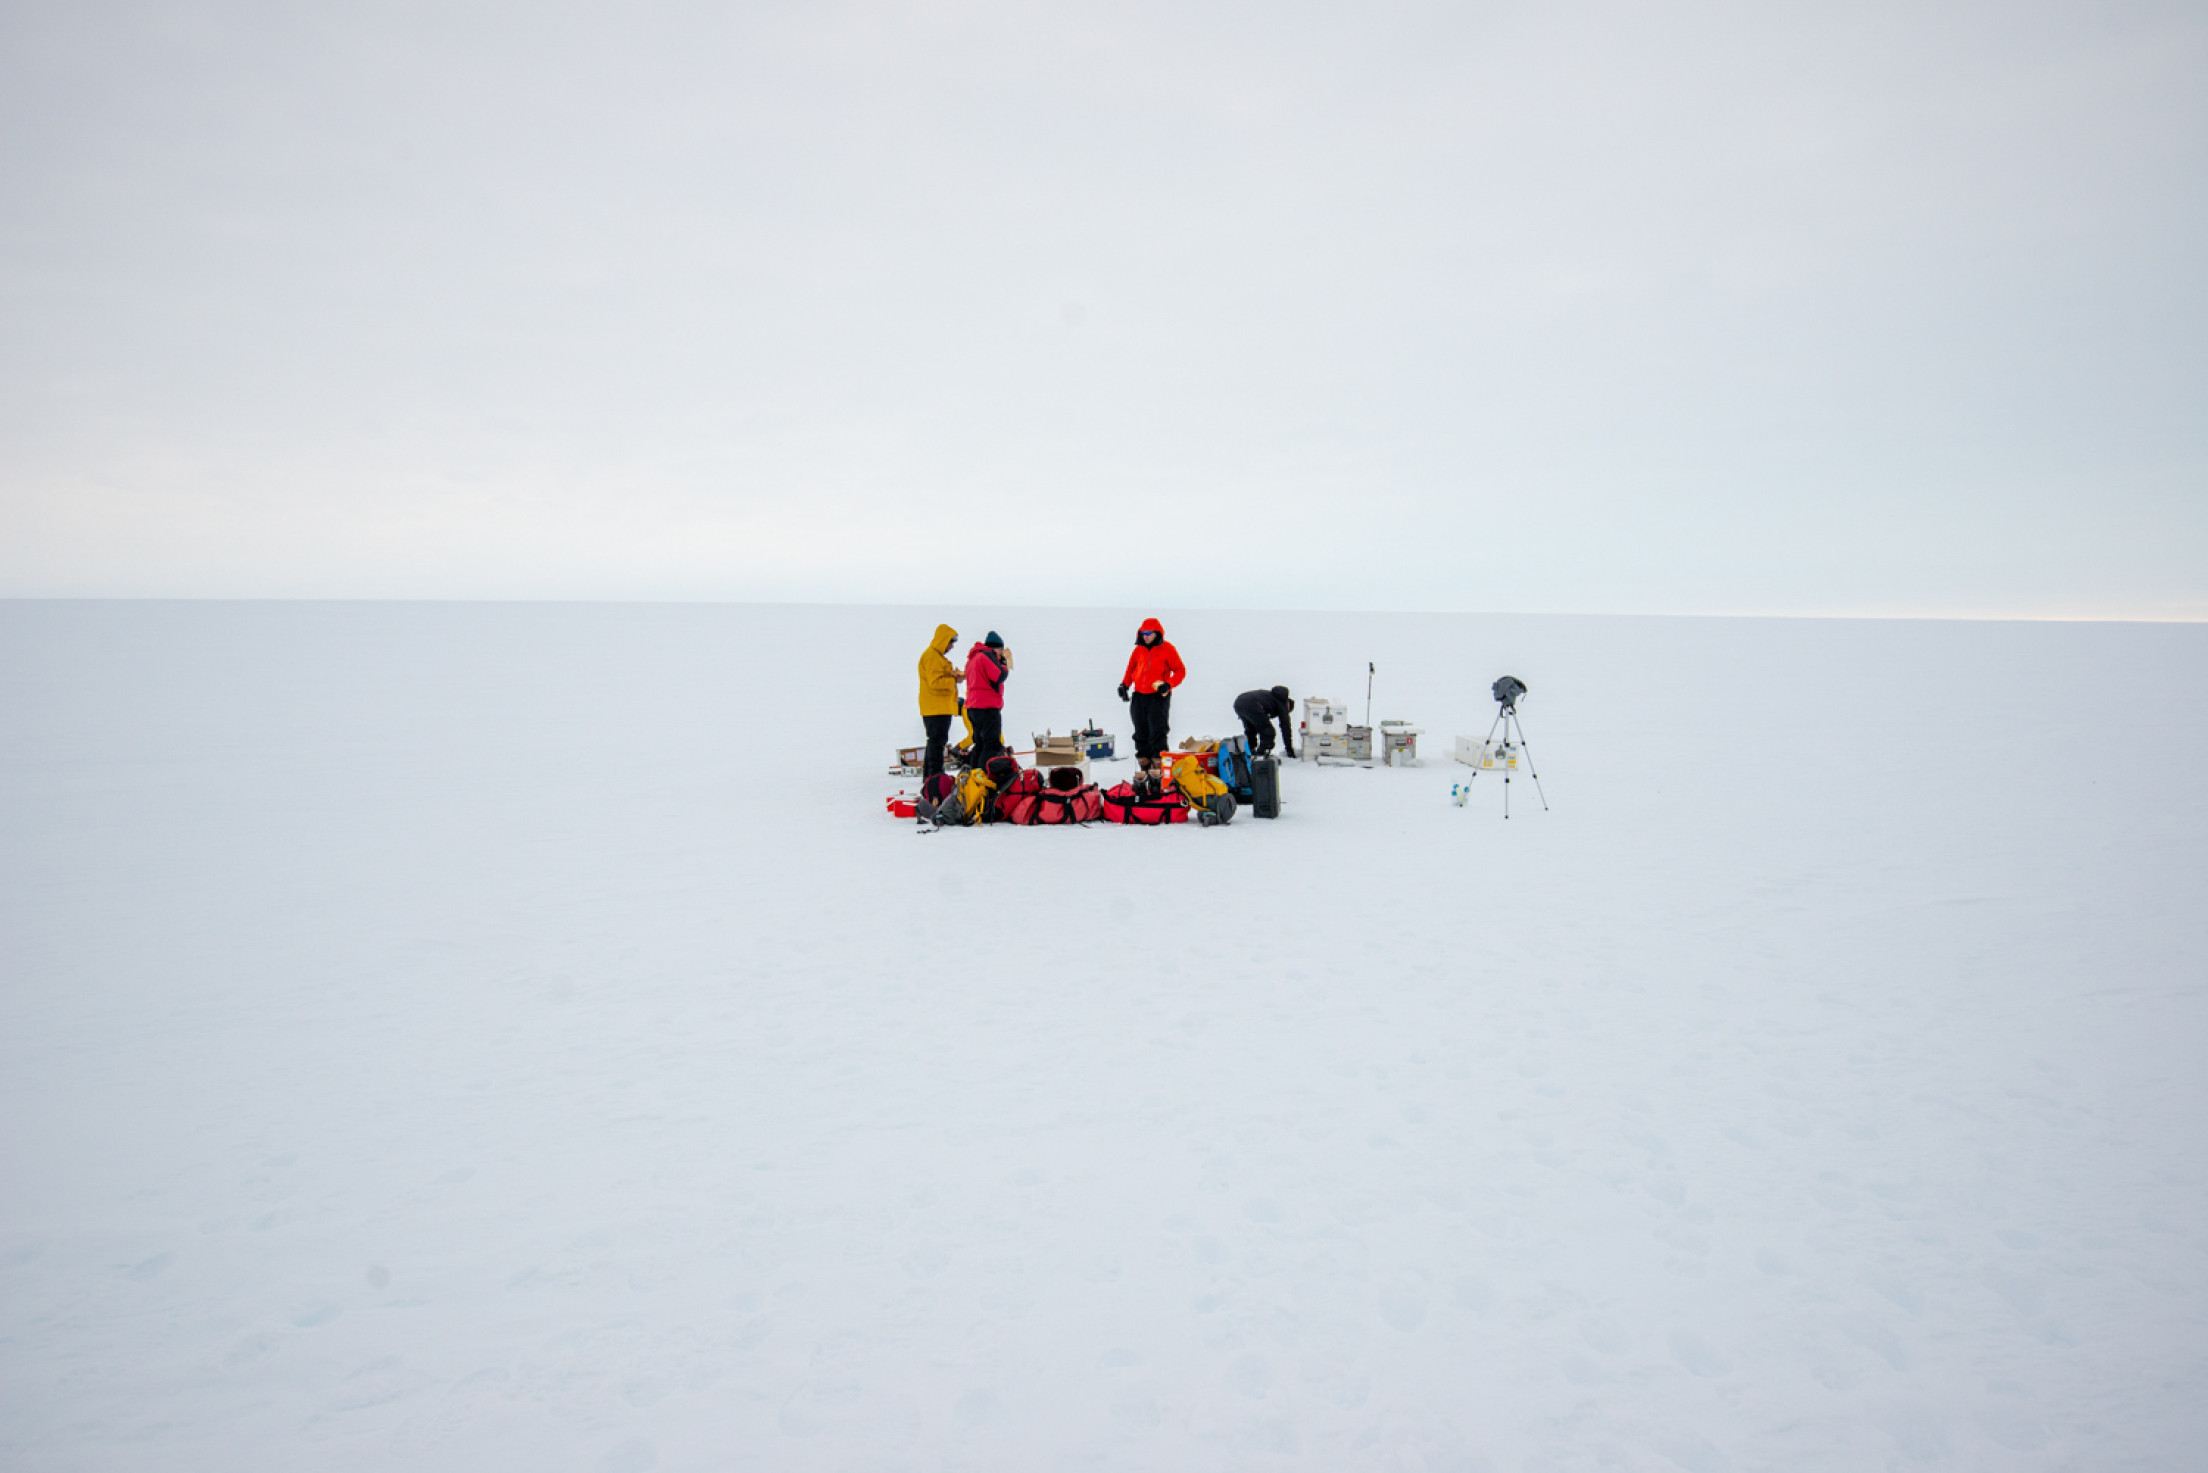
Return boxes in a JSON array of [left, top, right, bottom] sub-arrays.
[[1366, 662, 1374, 728]]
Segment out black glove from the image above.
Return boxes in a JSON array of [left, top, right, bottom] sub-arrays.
[[1117, 684, 1130, 701], [1153, 681, 1169, 694]]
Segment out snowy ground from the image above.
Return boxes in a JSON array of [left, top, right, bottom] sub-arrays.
[[2, 600, 2204, 1472]]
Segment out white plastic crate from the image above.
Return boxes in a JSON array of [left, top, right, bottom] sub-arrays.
[[1307, 727, 1372, 763], [1379, 721, 1421, 766], [1454, 734, 1519, 771]]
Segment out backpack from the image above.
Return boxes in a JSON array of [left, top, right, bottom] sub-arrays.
[[1173, 755, 1236, 826], [1101, 779, 1190, 825], [931, 765, 1001, 827], [979, 755, 1022, 822], [912, 772, 958, 824], [1215, 736, 1255, 801]]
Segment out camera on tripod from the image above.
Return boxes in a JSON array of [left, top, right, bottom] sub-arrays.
[[1453, 675, 1547, 817]]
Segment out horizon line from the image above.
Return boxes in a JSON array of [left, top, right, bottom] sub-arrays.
[[2, 595, 2203, 626]]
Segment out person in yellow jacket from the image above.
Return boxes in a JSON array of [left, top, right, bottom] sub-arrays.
[[917, 624, 965, 778]]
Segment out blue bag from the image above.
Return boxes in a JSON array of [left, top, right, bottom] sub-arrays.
[[1216, 736, 1255, 800]]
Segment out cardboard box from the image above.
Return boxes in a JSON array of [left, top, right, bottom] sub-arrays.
[[1033, 735, 1088, 776]]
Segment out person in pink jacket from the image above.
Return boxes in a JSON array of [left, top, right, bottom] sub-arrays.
[[963, 631, 1012, 765]]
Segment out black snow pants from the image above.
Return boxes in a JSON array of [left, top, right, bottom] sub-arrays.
[[1131, 692, 1171, 763], [922, 713, 953, 778], [969, 707, 1004, 766]]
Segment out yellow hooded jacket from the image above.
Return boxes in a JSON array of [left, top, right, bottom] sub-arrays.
[[918, 624, 962, 716]]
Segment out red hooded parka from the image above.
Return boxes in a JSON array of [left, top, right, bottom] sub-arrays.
[[1121, 618, 1185, 695], [965, 641, 1010, 709]]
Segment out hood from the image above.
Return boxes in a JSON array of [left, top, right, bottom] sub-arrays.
[[933, 623, 957, 654], [1136, 617, 1165, 641], [968, 641, 1002, 661]]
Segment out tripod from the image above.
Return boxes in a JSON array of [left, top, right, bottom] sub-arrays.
[[1468, 701, 1549, 818]]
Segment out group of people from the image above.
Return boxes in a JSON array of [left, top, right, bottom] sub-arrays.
[[915, 618, 1298, 779]]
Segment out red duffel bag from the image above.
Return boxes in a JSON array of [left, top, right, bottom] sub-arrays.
[[1101, 779, 1189, 825], [997, 768, 1106, 826], [1037, 783, 1105, 824], [993, 768, 1046, 826]]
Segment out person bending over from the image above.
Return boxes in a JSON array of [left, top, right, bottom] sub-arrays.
[[1233, 685, 1296, 759]]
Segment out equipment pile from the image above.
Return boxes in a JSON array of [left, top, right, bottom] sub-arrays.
[[891, 749, 1255, 830], [1300, 697, 1372, 765]]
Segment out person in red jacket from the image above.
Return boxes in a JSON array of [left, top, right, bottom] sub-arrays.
[[1116, 617, 1185, 768], [964, 631, 1012, 765]]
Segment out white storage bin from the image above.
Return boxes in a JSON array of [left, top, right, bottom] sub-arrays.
[[1453, 735, 1519, 772], [1379, 721, 1421, 766]]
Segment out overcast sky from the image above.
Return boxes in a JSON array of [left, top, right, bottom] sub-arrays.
[[2, 0, 2202, 616]]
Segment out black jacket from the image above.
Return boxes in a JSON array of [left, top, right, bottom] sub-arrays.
[[1233, 688, 1296, 757]]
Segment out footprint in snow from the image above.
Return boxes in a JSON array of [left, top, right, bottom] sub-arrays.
[[1453, 1276, 1497, 1313], [1579, 1317, 1628, 1355], [1227, 1354, 1271, 1398], [1379, 1285, 1428, 1332], [599, 1438, 657, 1471], [1668, 1329, 1729, 1377], [1655, 1431, 1731, 1472]]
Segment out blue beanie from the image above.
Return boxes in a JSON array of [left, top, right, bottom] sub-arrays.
[[985, 631, 1004, 648]]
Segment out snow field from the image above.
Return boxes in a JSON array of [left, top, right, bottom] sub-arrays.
[[2, 601, 2204, 1470]]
